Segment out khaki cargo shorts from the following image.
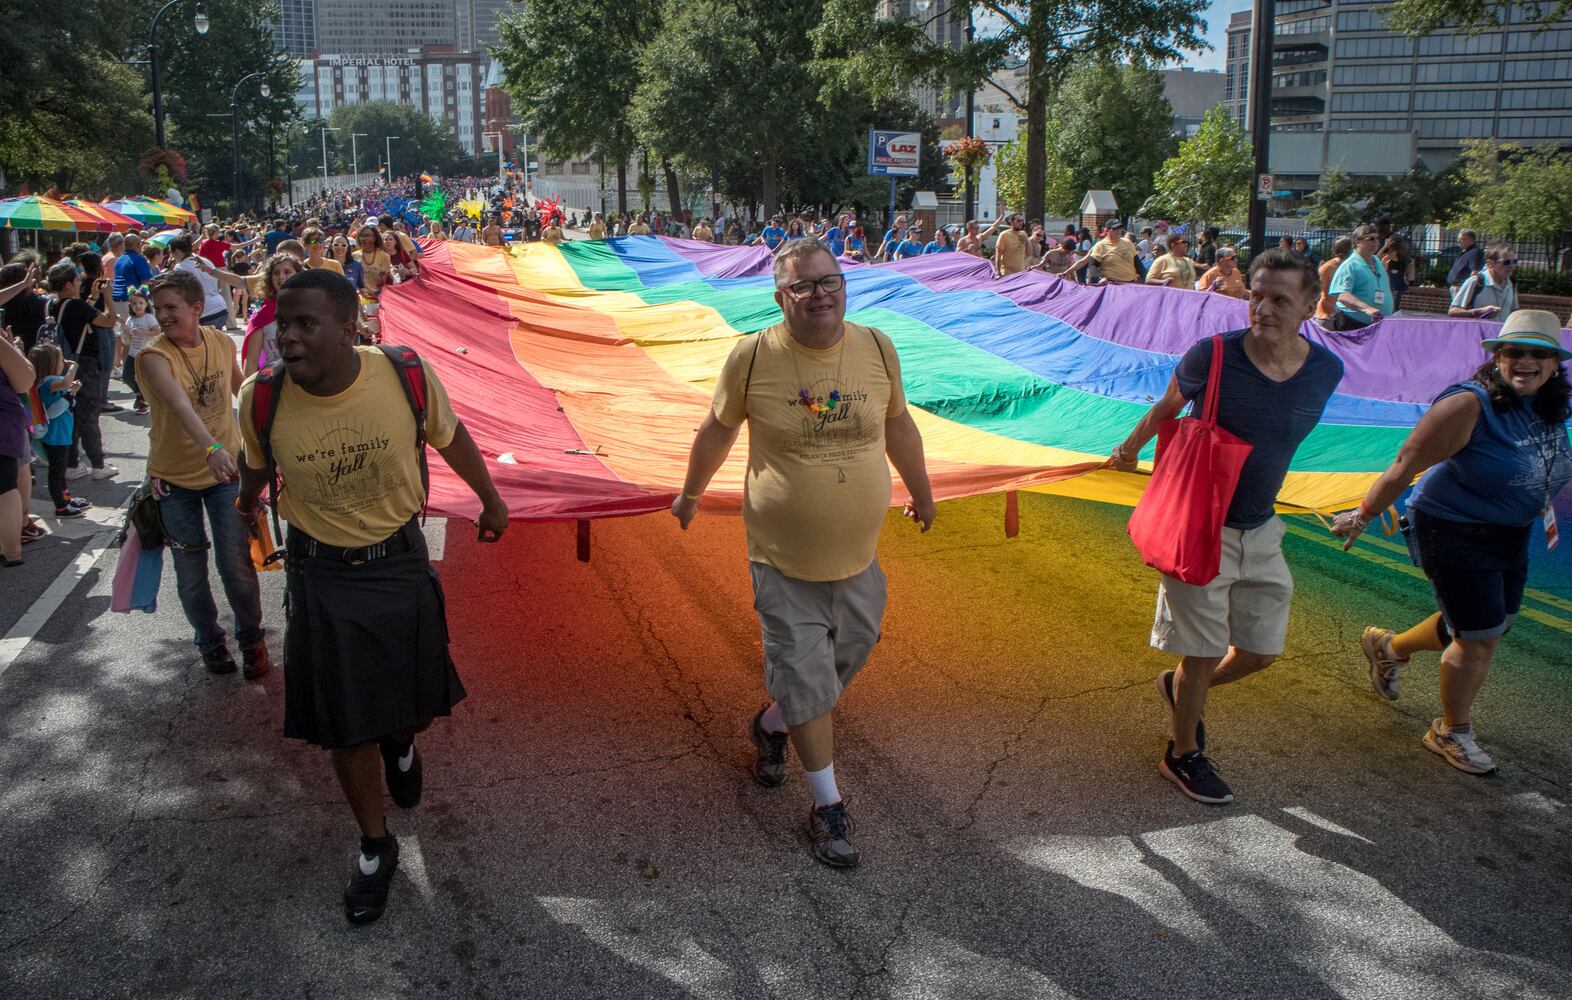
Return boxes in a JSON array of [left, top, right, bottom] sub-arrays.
[[1151, 517, 1294, 659]]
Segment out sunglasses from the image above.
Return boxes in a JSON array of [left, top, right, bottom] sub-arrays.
[[1499, 346, 1558, 360], [1496, 259, 1518, 266]]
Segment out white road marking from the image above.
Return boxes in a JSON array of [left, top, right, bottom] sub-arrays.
[[538, 896, 737, 1000], [1281, 806, 1376, 844], [0, 527, 119, 681], [398, 832, 434, 901]]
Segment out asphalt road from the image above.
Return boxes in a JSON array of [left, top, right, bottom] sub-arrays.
[[2, 377, 1570, 1000]]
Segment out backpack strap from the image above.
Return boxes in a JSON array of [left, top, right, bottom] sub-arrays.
[[377, 344, 430, 520], [741, 332, 764, 405], [251, 360, 288, 556]]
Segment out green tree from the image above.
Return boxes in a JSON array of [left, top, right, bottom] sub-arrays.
[[1306, 160, 1475, 231], [815, 0, 1208, 225], [1042, 62, 1175, 216], [1304, 167, 1362, 230], [1454, 140, 1572, 243], [1387, 0, 1570, 36], [1139, 105, 1252, 227], [494, 0, 661, 215], [325, 103, 466, 179], [994, 134, 1078, 217]]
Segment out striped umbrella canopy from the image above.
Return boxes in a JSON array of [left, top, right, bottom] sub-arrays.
[[99, 199, 172, 227], [0, 195, 113, 231], [65, 199, 141, 232], [143, 227, 187, 249], [128, 196, 197, 224]]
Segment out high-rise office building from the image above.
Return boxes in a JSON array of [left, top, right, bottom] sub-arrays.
[[1224, 0, 1572, 171], [296, 48, 489, 155], [273, 0, 316, 57], [875, 0, 968, 118], [312, 0, 458, 56]]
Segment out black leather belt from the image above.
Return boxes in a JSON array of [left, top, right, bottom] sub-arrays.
[[287, 519, 420, 565]]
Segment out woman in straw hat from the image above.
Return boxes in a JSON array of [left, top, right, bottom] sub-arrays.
[[1332, 310, 1571, 773]]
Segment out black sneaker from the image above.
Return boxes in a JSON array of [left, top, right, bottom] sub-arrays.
[[806, 801, 860, 868], [54, 506, 85, 519], [202, 646, 238, 675], [748, 705, 789, 787], [1155, 670, 1205, 751], [380, 736, 423, 809], [1159, 742, 1234, 805], [241, 643, 270, 681], [343, 834, 399, 924]]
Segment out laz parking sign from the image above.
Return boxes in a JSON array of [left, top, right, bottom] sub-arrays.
[[868, 130, 921, 177]]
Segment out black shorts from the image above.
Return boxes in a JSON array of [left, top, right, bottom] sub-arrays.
[[1406, 508, 1531, 641], [0, 454, 17, 492], [282, 520, 464, 748]]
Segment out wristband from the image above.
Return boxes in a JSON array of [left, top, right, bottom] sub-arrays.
[[681, 490, 702, 502], [206, 442, 225, 456]]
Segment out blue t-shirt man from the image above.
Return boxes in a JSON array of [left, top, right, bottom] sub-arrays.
[[823, 226, 844, 256], [759, 225, 786, 250], [1327, 253, 1393, 327], [263, 226, 293, 254], [112, 250, 154, 302], [1174, 330, 1344, 529]]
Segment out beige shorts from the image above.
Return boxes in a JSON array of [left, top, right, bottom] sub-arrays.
[[1151, 517, 1293, 659], [750, 560, 887, 726]]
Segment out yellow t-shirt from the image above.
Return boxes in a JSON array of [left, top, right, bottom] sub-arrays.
[[712, 322, 907, 582], [237, 347, 458, 548], [629, 221, 652, 235], [1197, 265, 1247, 298], [1147, 253, 1197, 288], [542, 225, 564, 244], [587, 221, 607, 240], [307, 257, 344, 275], [355, 249, 393, 292], [693, 225, 714, 242], [1090, 237, 1139, 282], [138, 326, 243, 489], [995, 228, 1029, 274]]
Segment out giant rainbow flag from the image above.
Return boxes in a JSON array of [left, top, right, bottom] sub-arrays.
[[383, 235, 1568, 518]]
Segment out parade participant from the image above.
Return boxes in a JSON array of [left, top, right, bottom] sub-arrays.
[[1449, 243, 1520, 323], [378, 216, 422, 267], [1314, 236, 1351, 325], [137, 269, 267, 678], [1110, 250, 1342, 804], [26, 342, 85, 517], [241, 254, 303, 376], [1448, 230, 1483, 298], [672, 240, 935, 867], [1336, 312, 1570, 773], [167, 236, 248, 328], [541, 217, 565, 244], [993, 213, 1030, 276], [1328, 224, 1393, 330], [587, 212, 607, 240], [302, 228, 343, 276], [46, 263, 119, 482], [1380, 234, 1415, 311], [1144, 234, 1196, 287], [1037, 237, 1074, 276], [1196, 246, 1247, 299], [843, 226, 866, 261], [956, 217, 1002, 259], [235, 269, 508, 923], [924, 226, 955, 254], [1066, 221, 1140, 284], [481, 216, 504, 246], [891, 222, 926, 260], [354, 226, 393, 300], [112, 234, 155, 330], [628, 215, 653, 236], [692, 217, 715, 243], [380, 231, 417, 281]]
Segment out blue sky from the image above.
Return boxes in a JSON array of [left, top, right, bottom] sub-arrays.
[[1195, 0, 1254, 71]]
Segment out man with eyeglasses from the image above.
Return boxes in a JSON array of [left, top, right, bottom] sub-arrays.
[[1327, 224, 1394, 330], [1449, 243, 1520, 323], [671, 239, 935, 869]]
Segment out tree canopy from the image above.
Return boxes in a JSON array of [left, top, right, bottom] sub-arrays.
[[1452, 141, 1572, 243], [1140, 105, 1253, 227], [1387, 0, 1571, 35]]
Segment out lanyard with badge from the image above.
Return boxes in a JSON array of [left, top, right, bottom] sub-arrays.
[[1533, 420, 1564, 550], [1363, 255, 1387, 308]]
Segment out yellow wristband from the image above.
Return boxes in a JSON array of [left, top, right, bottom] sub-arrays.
[[681, 490, 702, 502]]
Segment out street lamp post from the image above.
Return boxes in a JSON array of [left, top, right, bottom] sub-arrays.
[[963, 6, 975, 224], [385, 136, 400, 184], [320, 125, 341, 186], [350, 133, 369, 181], [150, 0, 209, 149], [230, 72, 270, 214], [1246, 0, 1277, 263]]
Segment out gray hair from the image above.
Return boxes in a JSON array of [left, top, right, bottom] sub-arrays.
[[772, 239, 837, 287], [106, 232, 125, 250]]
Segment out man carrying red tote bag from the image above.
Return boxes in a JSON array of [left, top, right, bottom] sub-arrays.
[[1110, 250, 1343, 805], [1126, 334, 1254, 585]]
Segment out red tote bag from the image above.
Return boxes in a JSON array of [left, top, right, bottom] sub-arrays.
[[1126, 335, 1254, 586]]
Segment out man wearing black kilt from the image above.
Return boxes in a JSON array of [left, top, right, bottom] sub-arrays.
[[235, 269, 509, 924]]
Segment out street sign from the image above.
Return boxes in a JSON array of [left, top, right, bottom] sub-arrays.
[[868, 130, 921, 177], [1256, 173, 1274, 201]]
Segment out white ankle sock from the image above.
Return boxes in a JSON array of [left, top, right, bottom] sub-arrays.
[[805, 762, 840, 807], [759, 701, 787, 734]]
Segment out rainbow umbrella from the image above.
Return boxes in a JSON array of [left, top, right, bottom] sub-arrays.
[[99, 199, 170, 227], [128, 196, 197, 224], [0, 195, 113, 231], [143, 227, 187, 249], [66, 199, 140, 232]]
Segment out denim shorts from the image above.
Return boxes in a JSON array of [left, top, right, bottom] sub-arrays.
[[1406, 507, 1531, 641]]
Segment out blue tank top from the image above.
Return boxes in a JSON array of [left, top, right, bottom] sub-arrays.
[[1409, 381, 1572, 526]]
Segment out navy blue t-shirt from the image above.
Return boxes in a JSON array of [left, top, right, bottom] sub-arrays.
[[1174, 330, 1344, 529]]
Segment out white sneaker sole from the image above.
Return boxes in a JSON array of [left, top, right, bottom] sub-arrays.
[[1422, 729, 1496, 775], [1360, 627, 1401, 701]]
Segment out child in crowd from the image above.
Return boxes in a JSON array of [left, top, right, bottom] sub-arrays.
[[121, 286, 158, 414], [26, 343, 89, 518]]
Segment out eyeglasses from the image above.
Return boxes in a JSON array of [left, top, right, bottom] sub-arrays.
[[1496, 259, 1518, 266], [781, 274, 845, 299], [1499, 346, 1558, 360]]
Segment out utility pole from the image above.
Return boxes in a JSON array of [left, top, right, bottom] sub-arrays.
[[963, 5, 975, 224], [1246, 0, 1277, 265], [351, 133, 369, 181]]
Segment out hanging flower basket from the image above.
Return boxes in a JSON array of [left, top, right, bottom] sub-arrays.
[[943, 136, 992, 172], [137, 147, 188, 184], [263, 178, 286, 201]]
